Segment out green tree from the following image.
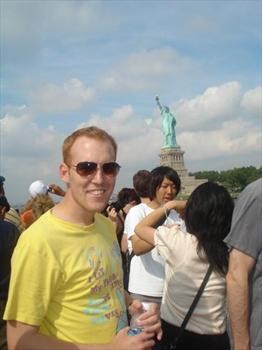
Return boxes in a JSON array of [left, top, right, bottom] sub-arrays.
[[190, 166, 261, 195]]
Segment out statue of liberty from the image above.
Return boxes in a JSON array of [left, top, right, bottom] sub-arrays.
[[155, 96, 177, 147]]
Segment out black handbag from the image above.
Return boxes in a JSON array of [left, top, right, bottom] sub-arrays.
[[168, 264, 214, 350]]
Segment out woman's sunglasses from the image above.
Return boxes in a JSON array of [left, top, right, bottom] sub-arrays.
[[71, 161, 121, 177]]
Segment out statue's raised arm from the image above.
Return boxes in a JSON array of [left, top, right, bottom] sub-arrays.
[[155, 96, 163, 112], [155, 96, 177, 148]]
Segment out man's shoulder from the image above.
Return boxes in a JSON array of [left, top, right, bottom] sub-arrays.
[[224, 179, 262, 253], [96, 212, 112, 224], [239, 178, 262, 202], [127, 203, 149, 217], [232, 178, 262, 218], [19, 210, 52, 238], [248, 178, 262, 190], [95, 212, 115, 230]]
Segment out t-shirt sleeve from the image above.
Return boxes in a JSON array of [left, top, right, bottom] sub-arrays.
[[224, 185, 262, 260], [125, 207, 145, 239], [154, 224, 181, 261], [4, 234, 61, 325]]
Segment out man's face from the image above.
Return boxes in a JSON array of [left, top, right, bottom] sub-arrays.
[[60, 136, 117, 214], [155, 176, 177, 205]]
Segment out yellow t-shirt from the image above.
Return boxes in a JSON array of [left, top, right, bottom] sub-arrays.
[[4, 210, 127, 344]]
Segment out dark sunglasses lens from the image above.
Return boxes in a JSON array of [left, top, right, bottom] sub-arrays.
[[102, 162, 120, 176], [76, 162, 97, 176]]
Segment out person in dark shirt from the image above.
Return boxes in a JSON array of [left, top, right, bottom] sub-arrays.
[[0, 195, 20, 350]]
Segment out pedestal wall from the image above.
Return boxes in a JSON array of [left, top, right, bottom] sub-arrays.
[[159, 146, 207, 197]]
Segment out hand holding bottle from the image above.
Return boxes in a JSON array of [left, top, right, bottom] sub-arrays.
[[128, 302, 151, 335], [127, 300, 162, 340]]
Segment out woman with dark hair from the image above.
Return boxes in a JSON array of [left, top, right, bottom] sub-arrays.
[[185, 182, 232, 275], [135, 182, 234, 350]]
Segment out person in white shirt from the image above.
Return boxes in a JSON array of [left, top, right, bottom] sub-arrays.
[[121, 170, 152, 290], [125, 166, 183, 306]]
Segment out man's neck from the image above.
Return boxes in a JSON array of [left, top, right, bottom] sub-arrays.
[[52, 198, 95, 226], [140, 197, 159, 209], [140, 197, 150, 204]]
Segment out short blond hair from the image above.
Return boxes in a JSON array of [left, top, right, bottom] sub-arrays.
[[62, 126, 118, 165]]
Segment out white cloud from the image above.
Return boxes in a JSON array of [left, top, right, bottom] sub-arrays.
[[241, 86, 262, 118], [173, 83, 262, 164], [175, 81, 242, 130], [179, 118, 261, 160], [29, 79, 96, 114], [1, 110, 64, 204], [78, 105, 151, 142], [1, 112, 62, 160]]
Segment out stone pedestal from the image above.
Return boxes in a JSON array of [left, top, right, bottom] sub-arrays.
[[159, 146, 207, 196]]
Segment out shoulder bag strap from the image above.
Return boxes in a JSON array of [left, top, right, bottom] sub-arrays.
[[172, 264, 214, 348]]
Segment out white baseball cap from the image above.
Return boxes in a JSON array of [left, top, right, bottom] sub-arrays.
[[29, 180, 49, 198]]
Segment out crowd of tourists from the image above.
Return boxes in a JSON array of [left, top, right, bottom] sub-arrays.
[[0, 126, 261, 350]]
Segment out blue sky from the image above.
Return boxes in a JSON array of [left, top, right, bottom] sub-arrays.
[[0, 0, 261, 205]]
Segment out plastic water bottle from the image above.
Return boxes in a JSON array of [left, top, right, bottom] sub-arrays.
[[127, 302, 151, 336]]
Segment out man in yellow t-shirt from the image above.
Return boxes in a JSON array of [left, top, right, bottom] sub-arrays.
[[4, 127, 161, 350]]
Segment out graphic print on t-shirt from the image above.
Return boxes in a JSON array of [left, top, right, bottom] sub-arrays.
[[83, 242, 127, 330]]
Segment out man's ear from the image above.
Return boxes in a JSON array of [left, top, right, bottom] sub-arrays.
[[59, 163, 70, 183]]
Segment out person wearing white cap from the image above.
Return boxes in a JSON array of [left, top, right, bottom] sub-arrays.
[[29, 180, 66, 198], [28, 180, 50, 198], [20, 181, 65, 229]]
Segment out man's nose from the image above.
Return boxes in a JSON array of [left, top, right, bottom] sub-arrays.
[[92, 167, 104, 183]]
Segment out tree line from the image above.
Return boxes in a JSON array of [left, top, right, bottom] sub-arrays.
[[189, 166, 262, 196]]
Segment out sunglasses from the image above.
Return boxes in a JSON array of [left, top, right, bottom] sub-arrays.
[[71, 161, 121, 177]]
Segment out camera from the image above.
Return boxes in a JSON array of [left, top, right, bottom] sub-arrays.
[[110, 200, 125, 213]]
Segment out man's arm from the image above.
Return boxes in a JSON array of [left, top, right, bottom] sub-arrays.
[[48, 184, 66, 197], [120, 233, 128, 253], [131, 234, 155, 255], [7, 320, 155, 350], [7, 322, 83, 350], [226, 248, 256, 350]]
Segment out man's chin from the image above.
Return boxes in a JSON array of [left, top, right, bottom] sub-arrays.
[[89, 201, 108, 213], [85, 193, 112, 212]]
